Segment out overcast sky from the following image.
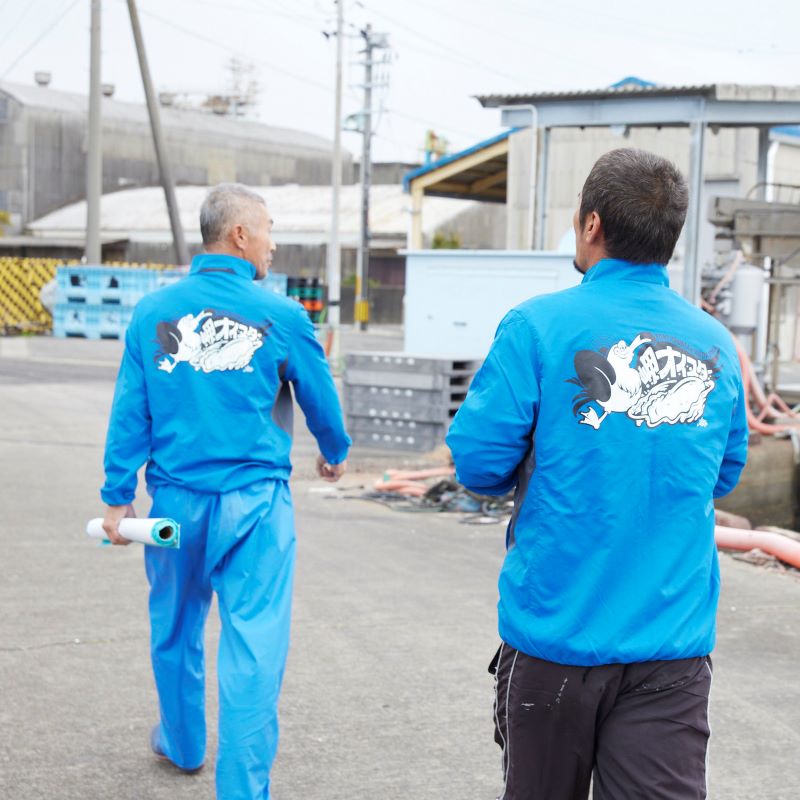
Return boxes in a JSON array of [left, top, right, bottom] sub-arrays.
[[1, 0, 799, 165]]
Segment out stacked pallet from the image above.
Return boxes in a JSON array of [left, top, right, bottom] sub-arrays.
[[343, 352, 481, 452], [53, 265, 185, 339], [53, 266, 290, 339]]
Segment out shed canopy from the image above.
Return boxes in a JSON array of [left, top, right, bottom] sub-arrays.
[[402, 130, 512, 203], [478, 83, 800, 128], [478, 82, 800, 302]]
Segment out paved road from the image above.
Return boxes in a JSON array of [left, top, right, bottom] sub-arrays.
[[1, 335, 799, 799]]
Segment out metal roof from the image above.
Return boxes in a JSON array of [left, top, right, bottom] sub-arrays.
[[0, 235, 126, 248], [477, 83, 800, 108], [402, 129, 513, 202], [0, 81, 336, 153], [26, 184, 479, 248]]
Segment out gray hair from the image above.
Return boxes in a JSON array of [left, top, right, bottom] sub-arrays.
[[579, 149, 688, 265], [200, 183, 267, 246]]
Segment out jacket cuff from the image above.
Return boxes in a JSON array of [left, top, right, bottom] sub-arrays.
[[100, 487, 135, 506]]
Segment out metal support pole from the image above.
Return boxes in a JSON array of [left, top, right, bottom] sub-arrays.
[[682, 119, 706, 304], [85, 0, 102, 264], [756, 126, 771, 200], [533, 126, 550, 250], [756, 131, 776, 372], [354, 25, 373, 331], [409, 186, 423, 249], [326, 0, 343, 360], [127, 0, 189, 265]]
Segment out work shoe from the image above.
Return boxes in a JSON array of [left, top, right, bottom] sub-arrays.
[[150, 725, 204, 774]]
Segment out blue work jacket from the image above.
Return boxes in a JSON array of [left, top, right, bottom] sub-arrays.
[[447, 258, 748, 666], [102, 254, 350, 505]]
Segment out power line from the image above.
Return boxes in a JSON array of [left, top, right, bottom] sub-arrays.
[[498, 0, 799, 56], [355, 1, 529, 89], [173, 0, 325, 29], [0, 0, 81, 80], [390, 0, 587, 69], [133, 3, 483, 144], [0, 0, 50, 51], [133, 3, 348, 97]]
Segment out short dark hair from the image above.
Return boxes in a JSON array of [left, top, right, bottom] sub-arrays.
[[579, 148, 688, 265]]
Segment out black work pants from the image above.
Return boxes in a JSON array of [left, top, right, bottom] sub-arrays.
[[490, 643, 713, 800]]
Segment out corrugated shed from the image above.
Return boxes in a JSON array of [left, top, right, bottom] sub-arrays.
[[26, 184, 479, 247]]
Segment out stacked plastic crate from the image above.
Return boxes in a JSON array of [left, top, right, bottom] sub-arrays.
[[258, 272, 289, 297], [343, 352, 481, 452], [53, 265, 185, 339], [53, 267, 290, 339]]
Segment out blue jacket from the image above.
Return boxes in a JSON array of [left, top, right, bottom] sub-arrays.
[[447, 259, 748, 666], [101, 254, 351, 505]]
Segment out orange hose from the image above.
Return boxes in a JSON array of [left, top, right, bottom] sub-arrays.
[[373, 478, 429, 496], [731, 335, 800, 434], [383, 467, 455, 481], [715, 525, 800, 568]]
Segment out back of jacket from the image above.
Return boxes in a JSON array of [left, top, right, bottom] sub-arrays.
[[447, 259, 748, 667], [101, 254, 351, 505]]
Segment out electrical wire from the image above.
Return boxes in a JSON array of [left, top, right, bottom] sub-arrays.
[[496, 0, 799, 56], [133, 3, 353, 98], [134, 2, 483, 145], [354, 1, 529, 88], [0, 0, 81, 80]]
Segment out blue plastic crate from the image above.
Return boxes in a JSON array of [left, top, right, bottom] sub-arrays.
[[57, 286, 124, 306], [55, 265, 190, 307], [52, 303, 134, 339], [57, 265, 150, 291], [257, 272, 288, 296], [151, 268, 186, 291]]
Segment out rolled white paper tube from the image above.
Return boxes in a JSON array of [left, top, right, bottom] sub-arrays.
[[86, 518, 180, 548]]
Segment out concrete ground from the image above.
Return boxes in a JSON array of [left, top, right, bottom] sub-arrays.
[[1, 329, 799, 800]]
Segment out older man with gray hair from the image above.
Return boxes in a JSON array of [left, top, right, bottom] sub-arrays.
[[100, 183, 351, 798]]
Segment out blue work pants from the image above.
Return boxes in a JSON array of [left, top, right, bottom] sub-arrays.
[[144, 479, 295, 799]]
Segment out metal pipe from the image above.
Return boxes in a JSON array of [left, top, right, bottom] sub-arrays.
[[326, 0, 344, 361], [85, 0, 102, 264], [127, 0, 189, 265], [682, 118, 706, 304], [355, 24, 373, 331], [534, 126, 550, 250]]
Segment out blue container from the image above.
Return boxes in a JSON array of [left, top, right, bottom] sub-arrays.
[[53, 302, 134, 339], [57, 266, 155, 306], [257, 272, 288, 296]]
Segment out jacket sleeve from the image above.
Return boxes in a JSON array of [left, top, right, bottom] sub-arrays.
[[713, 375, 749, 498], [286, 307, 351, 464], [100, 316, 152, 505], [446, 310, 540, 495]]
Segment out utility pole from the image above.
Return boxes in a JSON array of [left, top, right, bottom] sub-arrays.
[[85, 0, 102, 264], [127, 0, 189, 265], [354, 24, 389, 332], [326, 0, 344, 359]]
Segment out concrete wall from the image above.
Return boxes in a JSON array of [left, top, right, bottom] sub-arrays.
[[539, 129, 800, 251], [421, 201, 506, 250]]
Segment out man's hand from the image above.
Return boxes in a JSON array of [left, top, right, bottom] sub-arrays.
[[316, 454, 347, 483], [102, 503, 136, 545]]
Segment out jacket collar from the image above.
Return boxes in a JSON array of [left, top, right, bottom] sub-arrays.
[[189, 253, 257, 280], [581, 258, 669, 287]]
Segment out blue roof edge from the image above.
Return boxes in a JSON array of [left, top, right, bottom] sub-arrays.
[[402, 128, 518, 193]]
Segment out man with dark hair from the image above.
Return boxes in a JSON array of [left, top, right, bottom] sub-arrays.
[[447, 148, 748, 799], [101, 183, 351, 799]]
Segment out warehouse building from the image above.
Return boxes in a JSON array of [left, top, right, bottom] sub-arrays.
[[0, 76, 353, 232]]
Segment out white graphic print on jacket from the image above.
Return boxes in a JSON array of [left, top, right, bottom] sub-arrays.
[[155, 310, 269, 374], [568, 334, 717, 430]]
